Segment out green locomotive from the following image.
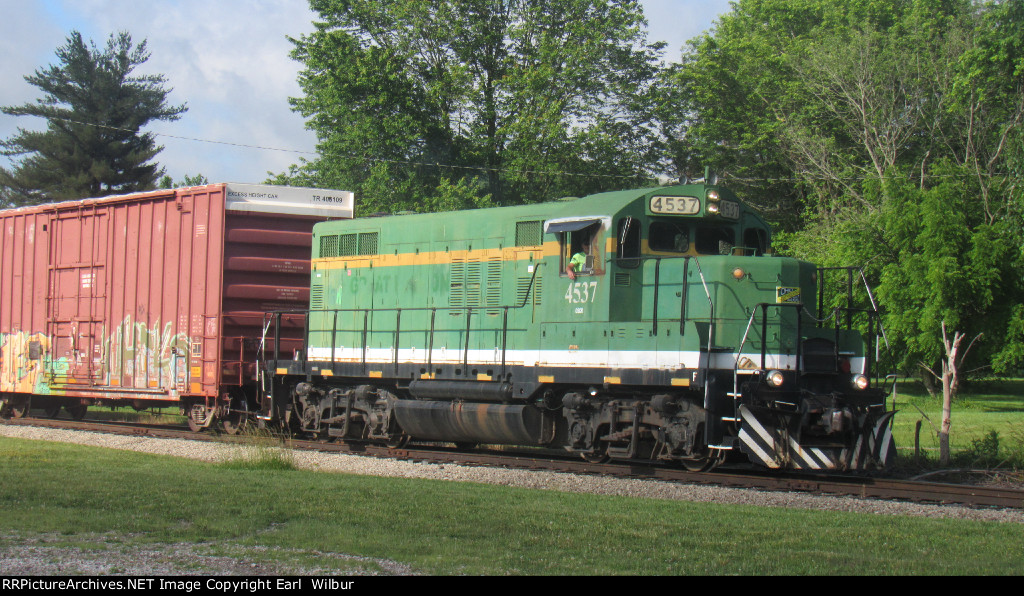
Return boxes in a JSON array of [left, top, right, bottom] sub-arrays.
[[259, 179, 895, 471]]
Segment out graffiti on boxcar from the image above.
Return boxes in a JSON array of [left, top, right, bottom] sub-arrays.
[[103, 316, 189, 388], [0, 332, 69, 394]]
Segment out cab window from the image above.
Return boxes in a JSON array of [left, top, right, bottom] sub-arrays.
[[649, 221, 689, 253], [743, 227, 768, 255], [560, 223, 602, 276], [695, 226, 736, 255]]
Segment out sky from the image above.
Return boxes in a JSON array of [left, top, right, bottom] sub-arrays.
[[0, 0, 733, 186]]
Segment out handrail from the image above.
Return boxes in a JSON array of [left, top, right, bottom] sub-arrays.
[[731, 302, 805, 407], [816, 265, 888, 378], [609, 254, 714, 339], [259, 263, 545, 377], [690, 258, 714, 348], [817, 267, 887, 333], [858, 268, 889, 350]]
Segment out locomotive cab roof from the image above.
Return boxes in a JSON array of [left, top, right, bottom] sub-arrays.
[[314, 181, 771, 258]]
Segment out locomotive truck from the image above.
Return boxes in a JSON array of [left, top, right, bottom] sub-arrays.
[[259, 178, 896, 471]]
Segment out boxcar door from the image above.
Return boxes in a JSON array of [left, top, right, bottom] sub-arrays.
[[47, 211, 108, 384]]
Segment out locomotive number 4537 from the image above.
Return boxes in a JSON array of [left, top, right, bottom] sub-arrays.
[[565, 281, 598, 304]]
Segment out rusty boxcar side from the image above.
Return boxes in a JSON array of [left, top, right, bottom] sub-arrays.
[[0, 183, 352, 427]]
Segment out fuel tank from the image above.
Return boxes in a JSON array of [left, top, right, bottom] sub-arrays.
[[392, 400, 555, 445]]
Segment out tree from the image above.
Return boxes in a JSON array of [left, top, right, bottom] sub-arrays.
[[673, 0, 1024, 385], [769, 1, 1024, 380], [919, 322, 982, 466], [158, 173, 210, 189], [276, 0, 665, 214], [666, 0, 865, 225], [0, 31, 187, 205]]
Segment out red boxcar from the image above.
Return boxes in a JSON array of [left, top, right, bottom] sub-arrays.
[[0, 183, 352, 429]]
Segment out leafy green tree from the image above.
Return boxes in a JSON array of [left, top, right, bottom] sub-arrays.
[[740, 1, 1022, 383], [675, 0, 1024, 387], [276, 0, 665, 214], [0, 31, 187, 205], [669, 0, 971, 224], [667, 0, 857, 224], [158, 173, 210, 189]]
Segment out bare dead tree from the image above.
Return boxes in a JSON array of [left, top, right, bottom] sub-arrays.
[[919, 321, 983, 466]]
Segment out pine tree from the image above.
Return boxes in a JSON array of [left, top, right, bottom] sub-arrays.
[[0, 31, 187, 205]]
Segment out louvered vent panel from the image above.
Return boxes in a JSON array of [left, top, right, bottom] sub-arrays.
[[485, 257, 502, 314], [450, 258, 466, 308], [320, 235, 338, 258], [310, 285, 325, 309], [516, 275, 542, 306], [515, 221, 542, 247], [358, 232, 378, 255], [338, 234, 358, 256], [465, 259, 482, 307]]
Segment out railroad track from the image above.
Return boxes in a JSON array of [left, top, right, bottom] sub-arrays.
[[4, 416, 1022, 511]]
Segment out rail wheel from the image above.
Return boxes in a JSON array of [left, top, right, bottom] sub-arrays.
[[5, 397, 29, 419], [220, 392, 253, 435], [386, 433, 411, 449], [67, 404, 88, 421], [44, 403, 62, 418], [680, 448, 725, 472], [187, 404, 211, 432], [580, 441, 610, 464], [221, 412, 245, 435], [220, 400, 249, 435]]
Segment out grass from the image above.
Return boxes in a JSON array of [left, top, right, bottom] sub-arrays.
[[1, 436, 1023, 575], [888, 378, 1024, 470], [43, 404, 188, 425], [217, 427, 299, 471]]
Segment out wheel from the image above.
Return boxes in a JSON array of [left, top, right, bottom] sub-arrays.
[[680, 448, 725, 472], [220, 412, 245, 435], [580, 441, 609, 464], [386, 433, 410, 449], [44, 403, 62, 418], [5, 398, 29, 419], [186, 405, 209, 432], [67, 404, 88, 421]]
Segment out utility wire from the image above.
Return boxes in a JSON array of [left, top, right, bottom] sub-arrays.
[[45, 116, 660, 182], [38, 116, 1016, 185]]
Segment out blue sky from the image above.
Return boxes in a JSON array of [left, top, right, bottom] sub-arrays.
[[1, 1, 733, 186]]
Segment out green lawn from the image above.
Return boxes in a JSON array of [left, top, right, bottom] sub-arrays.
[[889, 379, 1024, 467], [1, 436, 1021, 575]]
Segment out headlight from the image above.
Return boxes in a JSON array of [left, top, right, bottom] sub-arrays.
[[766, 370, 785, 387], [707, 190, 720, 201], [852, 374, 869, 390], [706, 203, 719, 215]]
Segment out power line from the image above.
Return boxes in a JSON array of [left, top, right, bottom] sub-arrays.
[[29, 116, 1018, 187], [45, 116, 660, 183]]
